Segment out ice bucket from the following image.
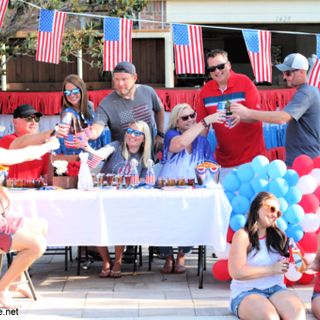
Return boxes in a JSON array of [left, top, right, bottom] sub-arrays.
[[195, 161, 221, 187]]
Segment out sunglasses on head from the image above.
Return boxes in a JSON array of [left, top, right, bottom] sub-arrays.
[[263, 204, 281, 217], [180, 112, 196, 121], [207, 62, 227, 73], [23, 115, 40, 123], [64, 88, 81, 96], [126, 127, 144, 137], [283, 69, 299, 77]]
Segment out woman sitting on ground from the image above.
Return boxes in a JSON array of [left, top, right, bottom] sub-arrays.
[[158, 103, 224, 273], [228, 191, 306, 319], [0, 137, 59, 309], [84, 120, 152, 278]]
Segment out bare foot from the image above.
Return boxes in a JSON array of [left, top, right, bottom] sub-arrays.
[[161, 256, 174, 273], [9, 284, 32, 299], [0, 291, 19, 309]]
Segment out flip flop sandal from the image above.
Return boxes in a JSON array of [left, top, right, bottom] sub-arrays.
[[99, 269, 111, 278], [110, 270, 122, 278], [174, 264, 187, 274]]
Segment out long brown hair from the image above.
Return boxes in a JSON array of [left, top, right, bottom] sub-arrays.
[[245, 191, 287, 255], [62, 74, 92, 120]]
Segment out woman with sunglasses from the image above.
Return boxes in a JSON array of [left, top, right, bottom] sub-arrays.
[[83, 121, 152, 278], [228, 191, 306, 319], [58, 74, 108, 154]]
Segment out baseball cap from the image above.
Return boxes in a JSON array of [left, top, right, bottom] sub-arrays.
[[276, 53, 309, 72], [113, 61, 136, 75], [13, 104, 42, 119]]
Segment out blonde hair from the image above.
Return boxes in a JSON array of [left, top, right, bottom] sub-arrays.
[[167, 103, 195, 131], [122, 121, 152, 167]]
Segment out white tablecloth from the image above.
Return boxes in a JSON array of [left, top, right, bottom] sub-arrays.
[[9, 187, 231, 252]]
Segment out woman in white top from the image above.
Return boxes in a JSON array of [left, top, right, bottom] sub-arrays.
[[228, 191, 306, 319]]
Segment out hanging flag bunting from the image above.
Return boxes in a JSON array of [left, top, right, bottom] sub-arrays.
[[36, 9, 66, 64], [0, 0, 8, 28], [308, 35, 320, 88], [103, 17, 133, 72], [172, 24, 205, 75], [242, 30, 272, 83]]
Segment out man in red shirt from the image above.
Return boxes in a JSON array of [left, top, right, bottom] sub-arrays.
[[0, 104, 49, 180], [196, 49, 266, 179]]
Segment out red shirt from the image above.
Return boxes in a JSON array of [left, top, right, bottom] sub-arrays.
[[196, 71, 266, 167], [0, 134, 48, 180]]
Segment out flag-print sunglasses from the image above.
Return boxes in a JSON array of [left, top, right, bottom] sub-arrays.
[[64, 88, 81, 96], [207, 62, 227, 73], [126, 128, 144, 137]]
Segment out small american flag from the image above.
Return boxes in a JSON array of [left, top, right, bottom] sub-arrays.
[[103, 17, 133, 71], [242, 30, 272, 83], [64, 134, 77, 149], [0, 0, 8, 28], [308, 35, 320, 88], [87, 153, 104, 169], [36, 9, 66, 64], [172, 24, 205, 75]]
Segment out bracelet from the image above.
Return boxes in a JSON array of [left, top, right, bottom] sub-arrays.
[[200, 118, 209, 128], [157, 132, 165, 138]]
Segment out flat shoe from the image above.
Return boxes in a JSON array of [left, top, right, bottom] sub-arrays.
[[174, 264, 186, 274], [99, 269, 111, 278], [110, 270, 122, 278]]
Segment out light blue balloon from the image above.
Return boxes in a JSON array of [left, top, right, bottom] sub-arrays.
[[239, 182, 255, 199], [283, 204, 305, 224], [267, 160, 287, 179], [285, 186, 302, 205], [225, 191, 235, 203], [276, 217, 288, 231], [257, 172, 269, 180], [285, 224, 304, 242], [283, 169, 299, 187], [230, 214, 246, 232], [222, 172, 241, 192], [231, 195, 250, 214], [251, 178, 269, 193], [251, 155, 269, 175], [269, 178, 289, 198], [278, 197, 288, 213], [237, 163, 255, 182]]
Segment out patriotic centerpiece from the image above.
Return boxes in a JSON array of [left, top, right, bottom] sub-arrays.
[[195, 160, 221, 187]]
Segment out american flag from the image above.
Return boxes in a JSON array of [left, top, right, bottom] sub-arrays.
[[87, 153, 104, 169], [103, 17, 133, 71], [0, 0, 8, 28], [172, 24, 205, 75], [242, 30, 272, 83], [308, 35, 320, 88], [36, 9, 66, 64]]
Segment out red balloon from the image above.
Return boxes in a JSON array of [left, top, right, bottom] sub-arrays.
[[314, 186, 320, 202], [212, 259, 231, 281], [314, 156, 320, 169], [298, 273, 314, 284], [226, 226, 235, 243], [298, 232, 318, 253], [299, 194, 319, 213], [292, 155, 314, 176]]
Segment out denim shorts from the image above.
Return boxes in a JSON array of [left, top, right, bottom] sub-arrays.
[[312, 291, 320, 301], [230, 285, 286, 318]]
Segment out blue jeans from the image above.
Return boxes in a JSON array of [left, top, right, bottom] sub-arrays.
[[158, 246, 193, 258], [312, 291, 320, 300], [230, 285, 286, 318]]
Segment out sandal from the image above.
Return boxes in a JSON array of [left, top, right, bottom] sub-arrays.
[[110, 270, 122, 278], [99, 269, 111, 278], [174, 264, 186, 274], [0, 291, 19, 309], [161, 258, 174, 274], [10, 284, 33, 299]]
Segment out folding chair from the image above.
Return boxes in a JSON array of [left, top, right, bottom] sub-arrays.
[[44, 246, 73, 271]]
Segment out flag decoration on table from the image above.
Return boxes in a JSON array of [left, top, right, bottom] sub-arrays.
[[103, 17, 133, 71], [242, 30, 272, 83], [36, 9, 67, 64], [308, 35, 320, 88], [172, 24, 205, 75], [87, 153, 104, 169], [0, 0, 8, 28]]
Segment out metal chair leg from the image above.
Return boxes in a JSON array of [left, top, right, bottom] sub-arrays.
[[24, 269, 37, 300]]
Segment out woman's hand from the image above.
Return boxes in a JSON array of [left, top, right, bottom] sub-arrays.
[[272, 259, 289, 274], [205, 112, 225, 125]]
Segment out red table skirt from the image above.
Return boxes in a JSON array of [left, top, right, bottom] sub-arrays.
[[0, 88, 296, 115]]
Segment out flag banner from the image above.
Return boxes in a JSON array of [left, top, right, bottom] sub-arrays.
[[0, 0, 8, 28], [172, 24, 205, 75], [308, 35, 320, 88], [87, 153, 104, 169], [103, 17, 133, 71], [242, 30, 272, 83], [36, 9, 66, 64]]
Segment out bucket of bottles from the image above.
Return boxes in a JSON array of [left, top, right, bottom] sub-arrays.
[[195, 161, 221, 187]]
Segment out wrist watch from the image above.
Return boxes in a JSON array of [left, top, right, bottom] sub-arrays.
[[157, 132, 165, 138]]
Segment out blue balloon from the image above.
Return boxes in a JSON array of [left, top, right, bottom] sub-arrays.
[[231, 195, 250, 214], [251, 178, 269, 193], [237, 163, 255, 182], [283, 169, 299, 186], [225, 191, 235, 203], [283, 204, 305, 224], [278, 197, 288, 213], [285, 224, 304, 242], [267, 160, 287, 179], [276, 217, 288, 231], [230, 214, 246, 232], [239, 182, 255, 199], [257, 172, 269, 180], [222, 172, 241, 192], [269, 178, 289, 198], [284, 186, 302, 205], [251, 155, 269, 175]]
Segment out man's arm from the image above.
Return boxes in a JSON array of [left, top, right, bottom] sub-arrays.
[[155, 104, 165, 135], [10, 129, 55, 149]]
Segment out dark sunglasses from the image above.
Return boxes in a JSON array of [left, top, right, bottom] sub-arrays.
[[263, 204, 281, 217], [283, 69, 299, 77], [126, 127, 144, 137], [64, 88, 81, 96], [207, 62, 227, 73], [180, 112, 196, 121], [23, 115, 40, 123]]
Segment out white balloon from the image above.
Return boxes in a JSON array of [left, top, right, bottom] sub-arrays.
[[215, 243, 231, 259], [310, 168, 320, 186], [300, 213, 320, 233], [297, 175, 318, 195], [285, 263, 303, 282]]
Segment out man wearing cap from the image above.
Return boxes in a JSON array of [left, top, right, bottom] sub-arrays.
[[86, 61, 165, 156], [232, 52, 320, 166], [0, 104, 51, 179]]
